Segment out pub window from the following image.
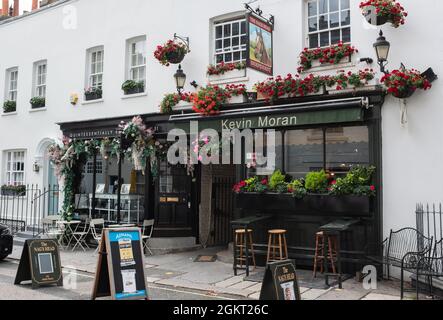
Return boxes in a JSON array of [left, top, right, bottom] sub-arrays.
[[5, 67, 18, 102], [33, 60, 47, 98], [213, 18, 247, 64], [86, 160, 103, 174], [247, 131, 283, 177], [306, 0, 351, 48], [125, 36, 147, 88], [85, 46, 104, 92]]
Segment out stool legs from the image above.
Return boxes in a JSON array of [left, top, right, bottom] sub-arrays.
[[266, 230, 288, 264], [313, 233, 338, 277], [234, 229, 256, 272]]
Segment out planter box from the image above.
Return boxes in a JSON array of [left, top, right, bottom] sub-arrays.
[[326, 78, 378, 95], [208, 68, 246, 83], [85, 92, 102, 101], [310, 55, 352, 70], [174, 100, 193, 111], [235, 193, 372, 216], [227, 95, 247, 104], [123, 86, 144, 95], [31, 102, 45, 109]]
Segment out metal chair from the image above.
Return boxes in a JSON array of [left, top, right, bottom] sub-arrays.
[[41, 217, 64, 247], [71, 221, 91, 252], [416, 239, 443, 299], [366, 227, 433, 299], [90, 218, 104, 254], [141, 219, 154, 255]]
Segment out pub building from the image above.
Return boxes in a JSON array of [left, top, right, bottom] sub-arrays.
[[59, 87, 383, 272]]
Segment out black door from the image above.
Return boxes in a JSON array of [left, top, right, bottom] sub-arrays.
[[154, 161, 196, 237]]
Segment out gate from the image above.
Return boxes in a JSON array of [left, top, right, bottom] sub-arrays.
[[416, 203, 443, 242], [211, 176, 235, 245]]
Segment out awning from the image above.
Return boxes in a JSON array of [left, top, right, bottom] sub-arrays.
[[170, 97, 369, 133]]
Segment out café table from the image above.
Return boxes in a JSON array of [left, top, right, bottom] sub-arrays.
[[319, 219, 360, 289], [231, 214, 272, 276], [56, 220, 82, 249]]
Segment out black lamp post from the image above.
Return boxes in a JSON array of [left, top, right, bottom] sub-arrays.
[[174, 64, 186, 94], [373, 30, 391, 74]]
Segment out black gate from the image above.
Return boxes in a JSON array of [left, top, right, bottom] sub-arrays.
[[212, 176, 235, 245]]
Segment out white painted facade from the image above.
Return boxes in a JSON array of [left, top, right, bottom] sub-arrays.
[[0, 0, 442, 238]]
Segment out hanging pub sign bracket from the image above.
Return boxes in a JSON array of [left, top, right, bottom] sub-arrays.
[[244, 3, 275, 29], [173, 33, 190, 52]]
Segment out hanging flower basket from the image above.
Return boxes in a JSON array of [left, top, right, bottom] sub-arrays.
[[381, 68, 432, 99], [154, 39, 189, 66], [360, 1, 408, 28]]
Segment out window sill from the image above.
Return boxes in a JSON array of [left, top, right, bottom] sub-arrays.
[[81, 99, 104, 105], [1, 112, 17, 116], [29, 107, 47, 113], [121, 92, 147, 100]]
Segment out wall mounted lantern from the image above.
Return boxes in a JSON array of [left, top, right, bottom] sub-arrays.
[[373, 30, 391, 74], [174, 65, 186, 94]]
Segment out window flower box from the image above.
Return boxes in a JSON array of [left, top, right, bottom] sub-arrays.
[[208, 68, 247, 83], [84, 87, 102, 101], [207, 62, 247, 83], [227, 94, 247, 104], [122, 80, 145, 95], [309, 55, 351, 70], [30, 97, 45, 109], [235, 193, 372, 216], [3, 100, 16, 113]]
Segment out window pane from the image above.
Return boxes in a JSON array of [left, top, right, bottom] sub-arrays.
[[215, 40, 222, 50], [341, 10, 350, 26], [319, 15, 328, 30], [249, 132, 283, 177], [340, 0, 350, 10], [308, 1, 317, 16], [309, 17, 318, 32], [232, 37, 239, 47], [241, 35, 247, 45], [309, 34, 319, 48], [320, 31, 329, 46], [342, 27, 351, 42], [285, 130, 324, 179], [224, 53, 232, 62], [233, 51, 241, 61], [215, 25, 222, 39], [325, 126, 369, 177], [319, 0, 328, 14], [223, 38, 231, 48], [331, 29, 341, 44], [241, 50, 247, 60], [329, 0, 339, 12], [216, 54, 223, 63], [330, 12, 339, 28], [224, 24, 231, 37], [241, 21, 246, 34], [232, 22, 239, 35]]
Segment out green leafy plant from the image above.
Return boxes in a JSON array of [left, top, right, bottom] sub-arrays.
[[1, 185, 26, 196], [3, 100, 16, 113], [329, 166, 376, 196], [269, 170, 288, 193], [30, 96, 45, 108], [288, 179, 307, 199], [121, 80, 145, 94], [305, 170, 328, 193]]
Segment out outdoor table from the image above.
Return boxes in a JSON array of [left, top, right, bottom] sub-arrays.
[[319, 219, 360, 289], [56, 220, 82, 249], [231, 214, 272, 276]]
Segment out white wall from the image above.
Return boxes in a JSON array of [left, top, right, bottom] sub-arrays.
[[0, 0, 442, 237]]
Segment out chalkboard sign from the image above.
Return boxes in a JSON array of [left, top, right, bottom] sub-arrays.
[[92, 227, 149, 300], [259, 260, 301, 300], [14, 239, 63, 289]]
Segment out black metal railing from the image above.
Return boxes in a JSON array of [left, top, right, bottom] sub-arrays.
[[416, 203, 443, 243], [0, 184, 60, 236]]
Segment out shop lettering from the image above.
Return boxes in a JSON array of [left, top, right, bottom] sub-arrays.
[[33, 246, 56, 252], [221, 115, 297, 130], [278, 272, 295, 282]]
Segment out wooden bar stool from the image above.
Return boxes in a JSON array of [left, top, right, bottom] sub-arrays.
[[266, 229, 288, 264], [234, 229, 256, 269], [313, 231, 338, 277]]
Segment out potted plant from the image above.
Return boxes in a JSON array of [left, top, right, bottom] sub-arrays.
[[1, 185, 26, 196], [360, 0, 407, 28], [160, 92, 192, 113], [297, 43, 358, 73], [84, 87, 102, 101], [154, 39, 189, 66], [381, 68, 432, 98], [225, 84, 247, 104], [122, 80, 145, 95], [325, 69, 376, 93], [3, 100, 16, 113], [30, 96, 45, 109], [207, 61, 247, 82]]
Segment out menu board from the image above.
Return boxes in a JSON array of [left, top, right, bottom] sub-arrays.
[[259, 260, 301, 301], [92, 228, 149, 300], [14, 239, 63, 289]]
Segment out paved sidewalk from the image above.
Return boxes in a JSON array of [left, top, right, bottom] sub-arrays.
[[8, 245, 427, 300]]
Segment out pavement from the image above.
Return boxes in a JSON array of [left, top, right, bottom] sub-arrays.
[[1, 244, 435, 300]]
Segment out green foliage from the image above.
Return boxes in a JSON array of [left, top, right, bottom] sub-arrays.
[[269, 170, 287, 192], [305, 170, 328, 193], [1, 185, 26, 196], [3, 100, 16, 113], [160, 93, 181, 114], [122, 80, 145, 93], [288, 179, 307, 199], [329, 166, 376, 196], [30, 96, 45, 108]]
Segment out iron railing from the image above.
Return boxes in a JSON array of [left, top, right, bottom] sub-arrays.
[[416, 203, 443, 244], [0, 184, 60, 236]]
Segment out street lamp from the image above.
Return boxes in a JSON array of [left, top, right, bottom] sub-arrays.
[[174, 64, 186, 94], [373, 30, 391, 74]]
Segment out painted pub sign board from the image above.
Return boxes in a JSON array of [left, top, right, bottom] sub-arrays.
[[92, 228, 149, 300], [14, 239, 63, 289], [247, 13, 273, 75], [259, 260, 301, 300]]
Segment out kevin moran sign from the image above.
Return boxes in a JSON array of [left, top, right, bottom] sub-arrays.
[[176, 108, 363, 132]]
